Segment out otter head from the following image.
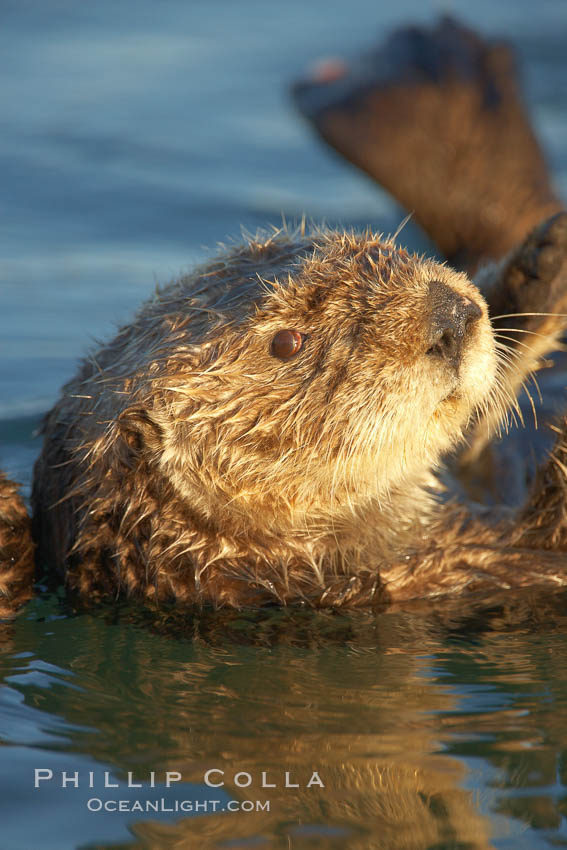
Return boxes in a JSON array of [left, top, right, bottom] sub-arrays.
[[122, 229, 496, 546]]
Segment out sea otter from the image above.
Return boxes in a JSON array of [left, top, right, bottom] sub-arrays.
[[2, 17, 567, 614]]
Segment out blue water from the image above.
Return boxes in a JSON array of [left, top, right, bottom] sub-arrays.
[[1, 0, 567, 847]]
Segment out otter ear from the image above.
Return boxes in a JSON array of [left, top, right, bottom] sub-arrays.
[[118, 407, 164, 456]]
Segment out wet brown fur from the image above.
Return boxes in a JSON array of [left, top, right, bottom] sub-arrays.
[[0, 473, 35, 616]]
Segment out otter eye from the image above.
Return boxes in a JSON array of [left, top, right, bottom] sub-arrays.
[[271, 330, 304, 359]]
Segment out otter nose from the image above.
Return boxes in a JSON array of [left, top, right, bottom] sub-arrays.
[[427, 280, 482, 371]]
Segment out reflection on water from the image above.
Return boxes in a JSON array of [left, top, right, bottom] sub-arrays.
[[2, 0, 567, 846], [2, 596, 567, 848]]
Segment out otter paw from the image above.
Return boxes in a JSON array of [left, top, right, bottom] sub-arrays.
[[494, 212, 567, 326]]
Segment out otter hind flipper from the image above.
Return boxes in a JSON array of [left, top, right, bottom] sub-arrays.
[[292, 17, 561, 274]]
